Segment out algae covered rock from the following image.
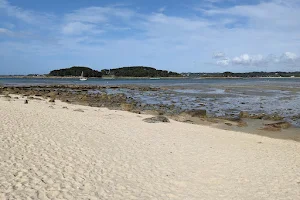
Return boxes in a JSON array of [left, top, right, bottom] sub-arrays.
[[184, 109, 207, 118], [143, 116, 170, 123]]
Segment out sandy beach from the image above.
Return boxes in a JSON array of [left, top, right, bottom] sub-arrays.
[[1, 96, 300, 200]]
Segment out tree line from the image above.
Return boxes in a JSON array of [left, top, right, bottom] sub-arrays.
[[101, 66, 182, 77], [49, 67, 102, 77], [48, 66, 182, 77]]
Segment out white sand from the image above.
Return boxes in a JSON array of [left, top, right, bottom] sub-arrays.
[[1, 96, 300, 200]]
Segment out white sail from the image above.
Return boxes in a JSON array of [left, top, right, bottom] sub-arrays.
[[79, 71, 87, 81]]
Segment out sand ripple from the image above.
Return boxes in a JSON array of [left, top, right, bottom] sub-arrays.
[[1, 97, 300, 199]]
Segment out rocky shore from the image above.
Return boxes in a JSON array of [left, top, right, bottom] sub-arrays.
[[1, 84, 299, 139]]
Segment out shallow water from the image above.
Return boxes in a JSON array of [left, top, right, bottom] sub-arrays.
[[2, 77, 300, 127]]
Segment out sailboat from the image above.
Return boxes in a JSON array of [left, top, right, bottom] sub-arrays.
[[79, 71, 87, 81]]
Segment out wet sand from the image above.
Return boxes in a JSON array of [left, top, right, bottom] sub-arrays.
[[1, 95, 300, 199]]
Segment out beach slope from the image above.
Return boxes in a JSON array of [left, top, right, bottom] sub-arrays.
[[1, 96, 300, 199]]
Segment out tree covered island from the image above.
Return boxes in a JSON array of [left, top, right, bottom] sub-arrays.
[[49, 66, 182, 78]]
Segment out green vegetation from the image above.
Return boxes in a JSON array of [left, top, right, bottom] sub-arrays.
[[49, 66, 102, 77], [101, 66, 182, 77]]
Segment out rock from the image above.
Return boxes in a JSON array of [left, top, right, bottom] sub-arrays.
[[264, 121, 291, 129], [143, 116, 170, 123], [239, 111, 250, 118], [185, 109, 207, 118], [225, 122, 232, 126], [121, 103, 134, 111], [49, 98, 55, 103], [263, 113, 284, 121], [131, 110, 141, 114], [224, 116, 241, 122], [24, 100, 28, 104], [250, 113, 266, 119], [14, 97, 19, 99], [47, 91, 58, 98], [62, 106, 68, 109], [291, 114, 300, 120], [260, 121, 291, 132]]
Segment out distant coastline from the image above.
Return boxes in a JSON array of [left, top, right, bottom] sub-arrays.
[[0, 76, 188, 79], [1, 75, 300, 80]]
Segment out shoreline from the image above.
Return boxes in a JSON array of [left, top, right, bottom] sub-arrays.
[[1, 84, 299, 142], [1, 76, 300, 79], [0, 76, 186, 79]]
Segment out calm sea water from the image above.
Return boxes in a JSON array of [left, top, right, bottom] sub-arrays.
[[1, 77, 300, 87]]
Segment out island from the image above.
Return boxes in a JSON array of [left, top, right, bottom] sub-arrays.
[[48, 66, 182, 78], [101, 66, 182, 78], [49, 66, 102, 77]]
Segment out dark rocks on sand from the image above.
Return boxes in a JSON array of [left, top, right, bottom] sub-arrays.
[[264, 121, 291, 129], [24, 100, 28, 104], [250, 113, 266, 119], [292, 114, 300, 121], [131, 110, 141, 114], [74, 109, 84, 112], [49, 98, 55, 103], [225, 122, 233, 126], [239, 111, 250, 118], [240, 111, 284, 121], [143, 116, 170, 123], [261, 121, 291, 131], [263, 113, 284, 121], [185, 109, 207, 118], [121, 103, 134, 111]]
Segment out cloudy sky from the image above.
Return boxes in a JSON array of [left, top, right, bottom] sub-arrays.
[[0, 0, 300, 74]]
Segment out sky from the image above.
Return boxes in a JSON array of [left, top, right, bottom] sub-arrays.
[[0, 0, 300, 75]]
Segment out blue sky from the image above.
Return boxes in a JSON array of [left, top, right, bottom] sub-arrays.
[[0, 0, 300, 75]]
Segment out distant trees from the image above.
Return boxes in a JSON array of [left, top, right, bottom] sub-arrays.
[[48, 66, 182, 78], [107, 66, 182, 77], [49, 66, 102, 77]]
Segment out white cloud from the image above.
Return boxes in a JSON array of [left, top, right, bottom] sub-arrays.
[[65, 6, 135, 24], [0, 0, 54, 24], [231, 54, 265, 66], [281, 52, 298, 61], [215, 52, 299, 67], [216, 58, 230, 66], [202, 0, 300, 29]]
